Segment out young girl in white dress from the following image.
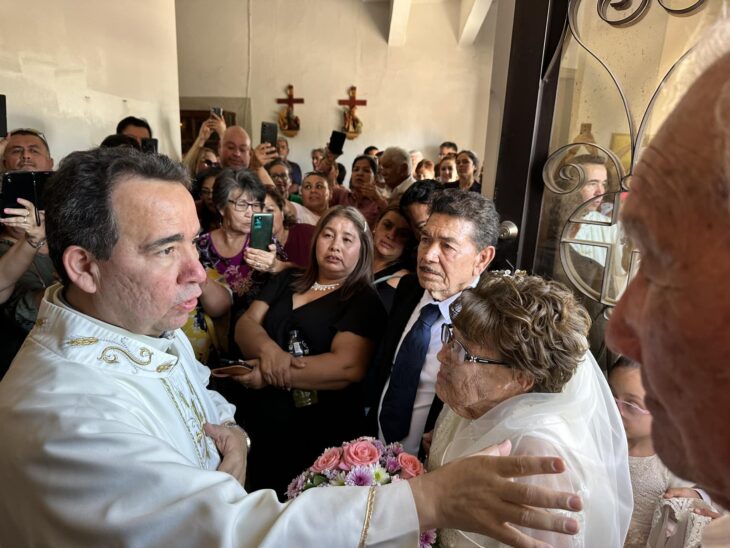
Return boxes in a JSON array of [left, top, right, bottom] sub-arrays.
[[608, 358, 711, 547]]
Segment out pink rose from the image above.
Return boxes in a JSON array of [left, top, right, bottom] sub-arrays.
[[339, 440, 381, 471], [397, 452, 424, 479], [311, 447, 343, 473]]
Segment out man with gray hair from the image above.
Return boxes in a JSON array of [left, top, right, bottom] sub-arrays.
[[409, 149, 424, 178], [371, 189, 500, 455], [380, 146, 414, 200]]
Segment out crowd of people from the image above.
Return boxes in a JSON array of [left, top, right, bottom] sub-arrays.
[[1, 35, 729, 546]]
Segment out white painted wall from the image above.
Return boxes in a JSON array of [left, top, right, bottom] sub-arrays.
[[176, 0, 497, 175], [554, 1, 729, 164], [0, 0, 182, 161]]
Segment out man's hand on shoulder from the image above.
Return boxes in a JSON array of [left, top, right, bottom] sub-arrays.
[[408, 440, 582, 548]]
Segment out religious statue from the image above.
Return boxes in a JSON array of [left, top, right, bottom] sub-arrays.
[[276, 85, 304, 137], [339, 86, 366, 139], [343, 105, 363, 137], [278, 105, 300, 133]]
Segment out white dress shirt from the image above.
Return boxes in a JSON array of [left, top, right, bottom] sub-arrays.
[[390, 175, 416, 201], [378, 278, 478, 455]]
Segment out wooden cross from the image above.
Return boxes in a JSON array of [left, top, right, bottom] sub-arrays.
[[338, 86, 367, 109], [276, 85, 304, 108]]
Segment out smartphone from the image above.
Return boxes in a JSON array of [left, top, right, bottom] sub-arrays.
[[328, 130, 346, 156], [250, 213, 273, 251], [0, 170, 53, 219], [261, 121, 278, 148], [140, 138, 158, 154], [0, 95, 6, 138], [212, 360, 254, 377], [211, 106, 223, 118]]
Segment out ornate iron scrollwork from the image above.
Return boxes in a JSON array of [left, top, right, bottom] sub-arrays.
[[597, 0, 704, 27], [540, 0, 708, 306]]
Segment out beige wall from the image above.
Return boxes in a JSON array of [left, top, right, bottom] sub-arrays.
[[552, 2, 728, 166], [176, 0, 498, 174], [0, 0, 182, 160]]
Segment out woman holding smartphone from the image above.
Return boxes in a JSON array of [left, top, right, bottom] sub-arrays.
[[196, 169, 284, 318], [231, 206, 386, 499]]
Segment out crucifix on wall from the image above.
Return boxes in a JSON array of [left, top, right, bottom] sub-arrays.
[[276, 84, 304, 137], [338, 86, 366, 139]]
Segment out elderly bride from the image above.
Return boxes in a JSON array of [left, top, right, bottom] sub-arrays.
[[428, 272, 631, 547]]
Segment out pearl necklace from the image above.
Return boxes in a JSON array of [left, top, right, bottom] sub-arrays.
[[311, 281, 341, 292]]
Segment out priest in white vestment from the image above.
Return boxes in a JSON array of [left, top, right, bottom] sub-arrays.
[[0, 147, 582, 547]]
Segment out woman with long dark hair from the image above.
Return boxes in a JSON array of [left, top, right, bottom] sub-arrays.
[[231, 206, 386, 498]]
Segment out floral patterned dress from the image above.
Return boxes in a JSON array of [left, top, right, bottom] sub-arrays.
[[196, 232, 287, 320]]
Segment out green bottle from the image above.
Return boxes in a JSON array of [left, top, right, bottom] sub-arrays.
[[288, 329, 318, 407]]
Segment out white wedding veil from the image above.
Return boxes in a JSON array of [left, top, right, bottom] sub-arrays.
[[434, 351, 632, 547]]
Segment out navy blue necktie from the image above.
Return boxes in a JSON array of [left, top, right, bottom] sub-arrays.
[[380, 303, 441, 442]]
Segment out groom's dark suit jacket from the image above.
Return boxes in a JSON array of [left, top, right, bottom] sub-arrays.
[[364, 273, 443, 442]]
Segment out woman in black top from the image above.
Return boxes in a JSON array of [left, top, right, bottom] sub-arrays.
[[371, 205, 415, 313], [232, 206, 386, 498]]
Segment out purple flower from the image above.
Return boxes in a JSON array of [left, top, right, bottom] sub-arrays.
[[322, 468, 340, 480], [419, 529, 437, 547], [372, 439, 386, 454], [286, 472, 308, 500], [385, 455, 400, 474], [345, 465, 375, 486]]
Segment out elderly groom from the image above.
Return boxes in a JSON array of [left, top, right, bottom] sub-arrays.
[[0, 147, 581, 547], [371, 190, 499, 455]]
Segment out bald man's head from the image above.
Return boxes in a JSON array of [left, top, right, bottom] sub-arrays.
[[219, 126, 251, 170], [607, 50, 730, 508]]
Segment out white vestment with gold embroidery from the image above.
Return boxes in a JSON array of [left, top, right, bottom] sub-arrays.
[[0, 284, 419, 547]]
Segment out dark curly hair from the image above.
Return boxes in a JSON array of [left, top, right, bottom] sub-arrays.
[[451, 272, 591, 393]]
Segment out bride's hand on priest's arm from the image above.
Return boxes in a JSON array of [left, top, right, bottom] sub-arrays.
[[204, 422, 248, 486], [407, 439, 583, 548]]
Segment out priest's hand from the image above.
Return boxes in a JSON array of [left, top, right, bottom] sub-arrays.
[[408, 440, 582, 548], [204, 422, 248, 486]]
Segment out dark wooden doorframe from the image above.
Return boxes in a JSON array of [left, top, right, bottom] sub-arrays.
[[491, 0, 570, 272]]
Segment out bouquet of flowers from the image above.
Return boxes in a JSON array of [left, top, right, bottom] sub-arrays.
[[286, 436, 437, 547]]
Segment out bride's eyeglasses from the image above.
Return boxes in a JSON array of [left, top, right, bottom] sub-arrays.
[[440, 324, 511, 367], [614, 398, 650, 416]]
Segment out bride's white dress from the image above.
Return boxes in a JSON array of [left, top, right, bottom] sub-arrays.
[[428, 352, 632, 547]]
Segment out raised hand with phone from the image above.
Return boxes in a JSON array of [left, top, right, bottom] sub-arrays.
[[249, 122, 278, 171], [181, 108, 227, 176]]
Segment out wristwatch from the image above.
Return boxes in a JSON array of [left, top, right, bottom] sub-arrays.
[[224, 421, 251, 454]]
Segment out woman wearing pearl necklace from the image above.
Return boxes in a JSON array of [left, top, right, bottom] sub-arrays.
[[229, 206, 387, 498]]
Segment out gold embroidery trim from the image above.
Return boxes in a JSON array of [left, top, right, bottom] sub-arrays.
[[160, 367, 211, 468], [156, 361, 175, 373], [358, 486, 377, 548], [98, 345, 152, 366], [67, 337, 99, 346]]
